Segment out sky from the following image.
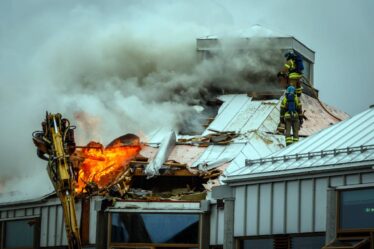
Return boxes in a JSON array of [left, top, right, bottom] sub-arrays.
[[0, 0, 373, 199]]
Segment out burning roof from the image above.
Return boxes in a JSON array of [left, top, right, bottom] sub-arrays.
[[0, 93, 349, 204], [72, 93, 348, 201]]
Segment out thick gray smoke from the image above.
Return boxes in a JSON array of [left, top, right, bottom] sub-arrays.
[[0, 1, 283, 199], [33, 21, 283, 141]]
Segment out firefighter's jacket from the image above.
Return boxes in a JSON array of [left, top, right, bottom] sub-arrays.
[[284, 59, 302, 80], [280, 94, 302, 121]]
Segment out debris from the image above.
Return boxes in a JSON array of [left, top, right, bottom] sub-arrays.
[[203, 179, 221, 191], [84, 181, 99, 194], [178, 192, 207, 201], [203, 117, 215, 128], [177, 129, 238, 146], [164, 160, 187, 168], [202, 169, 222, 180]]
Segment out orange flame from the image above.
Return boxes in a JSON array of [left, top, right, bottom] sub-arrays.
[[76, 141, 141, 193]]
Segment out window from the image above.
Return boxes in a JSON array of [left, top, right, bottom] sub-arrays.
[[111, 213, 199, 248], [340, 188, 374, 230], [292, 236, 325, 249], [1, 219, 38, 248], [242, 238, 273, 249], [302, 59, 311, 82]]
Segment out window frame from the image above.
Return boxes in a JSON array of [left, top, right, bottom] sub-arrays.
[[337, 186, 374, 233], [0, 217, 40, 249], [108, 212, 201, 249]]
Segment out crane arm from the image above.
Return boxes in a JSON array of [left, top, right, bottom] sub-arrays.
[[33, 112, 81, 249]]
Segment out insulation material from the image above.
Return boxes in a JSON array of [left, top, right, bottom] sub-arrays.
[[145, 131, 176, 177]]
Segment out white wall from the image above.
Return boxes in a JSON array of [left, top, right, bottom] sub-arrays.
[[0, 196, 98, 247], [233, 171, 374, 237]]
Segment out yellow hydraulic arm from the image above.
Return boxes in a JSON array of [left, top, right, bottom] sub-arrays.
[[32, 112, 81, 249]]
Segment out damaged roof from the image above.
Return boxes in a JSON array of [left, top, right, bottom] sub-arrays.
[[138, 94, 348, 183], [0, 93, 349, 204]]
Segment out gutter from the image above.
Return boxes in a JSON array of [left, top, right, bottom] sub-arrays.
[[224, 160, 374, 185]]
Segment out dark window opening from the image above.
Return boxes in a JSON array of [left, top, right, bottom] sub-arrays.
[[3, 219, 37, 248], [340, 188, 374, 230], [242, 238, 273, 249], [130, 175, 207, 194], [292, 235, 325, 249], [111, 213, 199, 244]]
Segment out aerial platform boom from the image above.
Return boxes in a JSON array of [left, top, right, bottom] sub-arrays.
[[33, 112, 81, 249]]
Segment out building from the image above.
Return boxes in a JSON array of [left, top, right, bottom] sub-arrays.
[[224, 105, 374, 249], [0, 28, 350, 249]]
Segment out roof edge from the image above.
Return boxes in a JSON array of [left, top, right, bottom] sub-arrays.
[[0, 192, 55, 208], [224, 160, 374, 185]]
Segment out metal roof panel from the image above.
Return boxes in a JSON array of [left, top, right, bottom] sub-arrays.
[[226, 106, 374, 179]]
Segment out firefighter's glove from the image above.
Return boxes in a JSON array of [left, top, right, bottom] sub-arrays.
[[299, 117, 304, 126]]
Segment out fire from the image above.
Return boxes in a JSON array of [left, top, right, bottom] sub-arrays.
[[76, 138, 141, 193]]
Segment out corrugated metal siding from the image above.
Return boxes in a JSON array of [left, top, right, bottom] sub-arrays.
[[286, 180, 299, 234], [89, 197, 97, 244], [272, 182, 285, 234], [259, 183, 272, 235], [314, 178, 328, 231], [234, 186, 246, 236], [246, 185, 259, 235], [233, 172, 374, 237], [0, 197, 83, 247], [210, 203, 224, 245], [40, 199, 82, 247]]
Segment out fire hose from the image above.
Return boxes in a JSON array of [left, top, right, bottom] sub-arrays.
[[301, 76, 342, 122]]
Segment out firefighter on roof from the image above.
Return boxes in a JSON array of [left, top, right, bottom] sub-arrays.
[[280, 86, 303, 146], [278, 50, 304, 96]]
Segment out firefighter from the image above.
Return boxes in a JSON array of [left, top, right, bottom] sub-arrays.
[[277, 50, 304, 96], [280, 86, 303, 146]]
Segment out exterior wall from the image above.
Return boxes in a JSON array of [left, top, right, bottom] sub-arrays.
[[210, 203, 224, 245], [40, 198, 82, 247], [233, 171, 374, 237], [0, 196, 98, 248]]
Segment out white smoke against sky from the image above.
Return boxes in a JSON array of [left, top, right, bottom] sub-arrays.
[[0, 0, 282, 198]]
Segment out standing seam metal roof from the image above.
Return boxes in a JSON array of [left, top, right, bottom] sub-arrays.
[[226, 107, 374, 178]]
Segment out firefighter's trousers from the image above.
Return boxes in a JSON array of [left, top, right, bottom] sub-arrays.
[[284, 112, 300, 146]]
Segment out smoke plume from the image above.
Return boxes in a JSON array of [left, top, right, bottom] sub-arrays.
[[0, 1, 283, 199]]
